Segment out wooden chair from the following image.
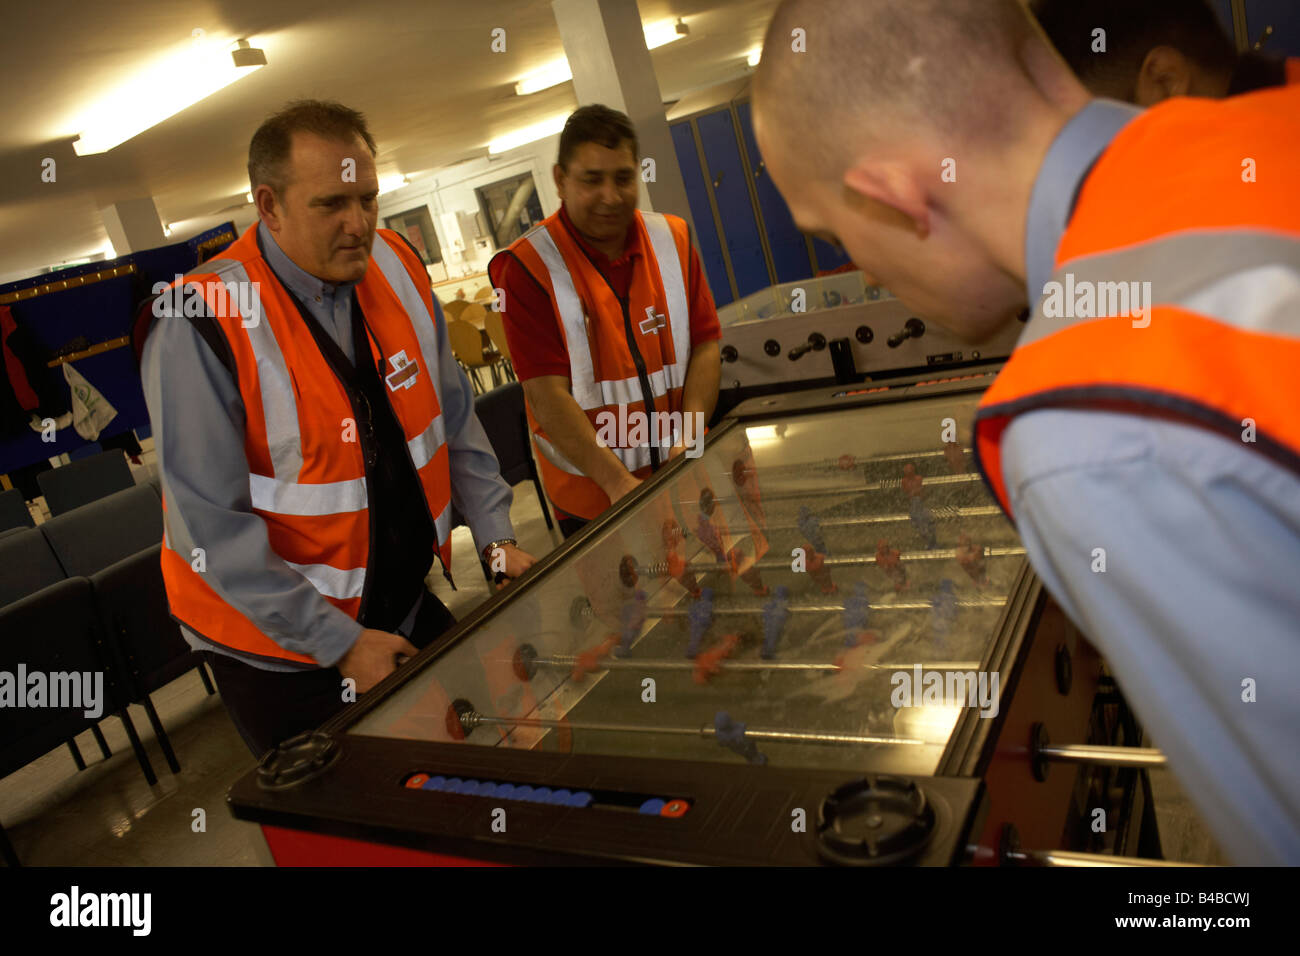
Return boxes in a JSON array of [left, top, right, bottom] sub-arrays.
[[447, 318, 505, 394], [484, 310, 516, 382], [442, 299, 471, 321], [472, 285, 493, 302], [459, 302, 488, 329]]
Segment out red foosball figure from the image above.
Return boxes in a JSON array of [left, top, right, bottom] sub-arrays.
[[956, 533, 989, 587], [693, 633, 741, 685], [875, 538, 909, 591], [833, 630, 880, 668], [728, 545, 769, 596], [944, 441, 967, 474], [901, 462, 924, 499], [572, 633, 619, 681], [806, 548, 838, 594], [661, 519, 702, 597], [837, 454, 856, 471], [731, 459, 766, 525]]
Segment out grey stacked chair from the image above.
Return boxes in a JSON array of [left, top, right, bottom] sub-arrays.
[[473, 381, 553, 531], [0, 578, 158, 866], [0, 526, 117, 771], [0, 487, 34, 533], [39, 484, 211, 774], [36, 449, 134, 516]]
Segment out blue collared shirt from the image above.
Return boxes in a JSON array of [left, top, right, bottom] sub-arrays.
[[142, 224, 515, 671], [1002, 102, 1300, 863]]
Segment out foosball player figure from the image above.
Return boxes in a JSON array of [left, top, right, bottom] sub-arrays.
[[798, 505, 829, 555], [572, 633, 620, 681], [615, 588, 647, 657], [696, 489, 727, 563], [876, 538, 909, 591], [715, 711, 767, 765], [930, 579, 959, 647], [955, 533, 989, 587], [728, 544, 769, 596], [944, 441, 967, 474], [837, 454, 856, 472], [901, 462, 924, 499], [909, 496, 938, 550], [618, 554, 638, 589], [685, 587, 714, 658], [661, 519, 702, 597], [806, 547, 837, 594], [841, 580, 876, 648], [731, 458, 766, 524], [693, 632, 742, 685], [761, 586, 792, 659]]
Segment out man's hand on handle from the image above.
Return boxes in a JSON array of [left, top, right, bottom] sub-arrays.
[[337, 628, 419, 693]]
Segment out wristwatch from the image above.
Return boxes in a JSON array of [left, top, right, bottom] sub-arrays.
[[482, 538, 518, 562]]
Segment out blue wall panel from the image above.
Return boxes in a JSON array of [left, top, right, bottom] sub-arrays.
[[734, 101, 812, 284], [670, 121, 734, 306], [696, 109, 770, 299]]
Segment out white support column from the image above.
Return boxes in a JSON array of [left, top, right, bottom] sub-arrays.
[[550, 0, 696, 235], [99, 197, 167, 254]]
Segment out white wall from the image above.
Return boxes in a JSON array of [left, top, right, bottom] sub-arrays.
[[377, 133, 562, 284]]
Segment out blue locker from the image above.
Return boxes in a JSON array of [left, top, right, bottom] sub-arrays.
[[1245, 0, 1300, 58], [810, 236, 851, 274], [733, 101, 813, 283], [696, 109, 770, 299], [670, 121, 735, 306]]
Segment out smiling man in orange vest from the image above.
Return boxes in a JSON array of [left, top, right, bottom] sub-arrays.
[[489, 105, 722, 539], [753, 0, 1300, 863], [141, 100, 535, 756]]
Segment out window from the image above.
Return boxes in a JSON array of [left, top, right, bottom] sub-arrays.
[[475, 173, 544, 249], [384, 206, 442, 264]]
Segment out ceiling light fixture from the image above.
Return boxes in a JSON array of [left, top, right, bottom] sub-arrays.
[[73, 36, 267, 156], [378, 174, 409, 195], [644, 18, 688, 49], [488, 115, 568, 155], [747, 48, 762, 68]]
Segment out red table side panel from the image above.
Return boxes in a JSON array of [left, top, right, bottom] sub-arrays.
[[262, 825, 508, 867]]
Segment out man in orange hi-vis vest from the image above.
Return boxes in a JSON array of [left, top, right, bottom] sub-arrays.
[[489, 105, 722, 540], [753, 0, 1299, 864], [141, 101, 536, 756]]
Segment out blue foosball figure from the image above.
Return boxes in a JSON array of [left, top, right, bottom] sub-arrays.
[[616, 588, 647, 657], [930, 579, 959, 645], [715, 711, 767, 765], [761, 586, 792, 659], [797, 506, 829, 555], [909, 497, 938, 550], [686, 587, 714, 658], [841, 581, 871, 647]]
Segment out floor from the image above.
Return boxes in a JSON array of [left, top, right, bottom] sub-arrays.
[[1, 438, 1229, 867]]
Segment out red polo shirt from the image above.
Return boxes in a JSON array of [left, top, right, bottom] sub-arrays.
[[488, 204, 721, 382]]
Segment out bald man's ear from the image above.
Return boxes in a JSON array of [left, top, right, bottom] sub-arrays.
[[843, 159, 931, 239], [1134, 46, 1197, 106]]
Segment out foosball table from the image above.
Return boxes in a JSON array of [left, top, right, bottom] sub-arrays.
[[229, 366, 1163, 866]]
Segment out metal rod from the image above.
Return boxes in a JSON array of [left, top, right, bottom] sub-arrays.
[[465, 712, 926, 748], [1005, 849, 1202, 867], [528, 655, 982, 674], [688, 472, 985, 506], [1038, 744, 1167, 769], [637, 596, 1009, 617], [642, 540, 1024, 576]]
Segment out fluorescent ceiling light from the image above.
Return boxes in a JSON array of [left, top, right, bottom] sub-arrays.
[[747, 48, 762, 67], [101, 239, 118, 260], [378, 174, 409, 195], [73, 36, 266, 156], [515, 58, 573, 96], [245, 191, 255, 204], [488, 115, 568, 155], [514, 19, 688, 96]]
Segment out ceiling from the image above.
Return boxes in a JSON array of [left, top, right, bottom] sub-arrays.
[[0, 0, 778, 281]]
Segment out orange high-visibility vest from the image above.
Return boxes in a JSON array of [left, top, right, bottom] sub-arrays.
[[157, 225, 455, 665], [495, 209, 693, 520], [975, 84, 1300, 521], [1288, 58, 1300, 86]]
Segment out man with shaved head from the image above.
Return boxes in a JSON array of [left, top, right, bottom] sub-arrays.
[[754, 0, 1300, 864]]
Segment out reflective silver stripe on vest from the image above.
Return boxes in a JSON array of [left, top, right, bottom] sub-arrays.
[[224, 262, 304, 483], [640, 211, 691, 392], [599, 366, 675, 409], [432, 501, 453, 547], [249, 473, 368, 516], [285, 560, 365, 600], [523, 227, 604, 410], [1022, 230, 1300, 348], [370, 233, 449, 412], [407, 415, 448, 470], [532, 433, 586, 475]]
